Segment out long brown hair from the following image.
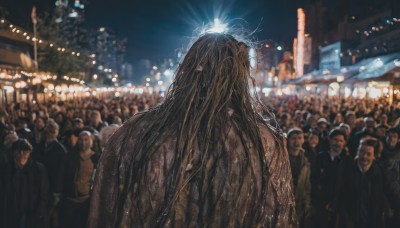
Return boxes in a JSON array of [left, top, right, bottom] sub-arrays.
[[114, 33, 284, 225]]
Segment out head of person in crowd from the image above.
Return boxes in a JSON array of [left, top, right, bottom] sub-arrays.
[[356, 138, 379, 173], [328, 128, 347, 157], [287, 127, 304, 156], [305, 113, 318, 129], [100, 124, 120, 148], [330, 104, 338, 114], [375, 124, 389, 140], [3, 131, 18, 150], [55, 111, 67, 126], [90, 110, 102, 126], [339, 123, 351, 138], [78, 130, 93, 152], [317, 117, 330, 133], [372, 109, 380, 120], [45, 121, 59, 142], [66, 107, 75, 119], [379, 114, 388, 126], [307, 128, 320, 151], [345, 111, 356, 128], [280, 112, 292, 131], [363, 116, 376, 134], [12, 138, 33, 169], [73, 118, 85, 130], [355, 117, 365, 132], [292, 110, 303, 128], [333, 113, 344, 126], [385, 127, 399, 150], [34, 116, 46, 131]]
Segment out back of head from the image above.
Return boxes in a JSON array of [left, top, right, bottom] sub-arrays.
[[156, 33, 280, 152]]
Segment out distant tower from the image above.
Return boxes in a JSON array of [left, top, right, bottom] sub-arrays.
[[54, 0, 88, 49]]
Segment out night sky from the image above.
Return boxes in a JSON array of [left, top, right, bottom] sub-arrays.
[[1, 0, 307, 62]]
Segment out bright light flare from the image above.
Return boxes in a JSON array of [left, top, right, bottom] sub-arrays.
[[207, 18, 228, 33]]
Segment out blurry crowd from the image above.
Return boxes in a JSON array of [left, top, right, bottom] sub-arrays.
[[1, 93, 400, 227], [0, 94, 162, 228], [266, 95, 400, 228]]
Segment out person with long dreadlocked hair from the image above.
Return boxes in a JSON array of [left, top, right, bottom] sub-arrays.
[[88, 33, 297, 227]]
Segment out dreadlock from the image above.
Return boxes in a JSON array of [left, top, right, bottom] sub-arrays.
[[113, 33, 285, 226]]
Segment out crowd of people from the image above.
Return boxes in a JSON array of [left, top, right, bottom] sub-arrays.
[[1, 92, 400, 227], [0, 94, 162, 228], [267, 95, 400, 227]]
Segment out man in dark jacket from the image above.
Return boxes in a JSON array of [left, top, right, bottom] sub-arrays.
[[31, 121, 67, 226], [0, 139, 49, 228], [311, 128, 348, 227], [385, 138, 400, 227], [334, 138, 385, 228]]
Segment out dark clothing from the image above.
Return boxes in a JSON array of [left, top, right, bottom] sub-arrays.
[[0, 121, 8, 145], [0, 160, 49, 228], [303, 142, 318, 170], [384, 151, 400, 227], [381, 143, 400, 163], [335, 159, 385, 228], [59, 198, 90, 228], [311, 150, 348, 227], [32, 140, 67, 194], [348, 129, 375, 157], [289, 153, 302, 189]]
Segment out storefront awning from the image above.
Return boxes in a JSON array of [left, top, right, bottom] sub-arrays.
[[346, 53, 400, 82]]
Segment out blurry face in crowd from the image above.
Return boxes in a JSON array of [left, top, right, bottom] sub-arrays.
[[386, 131, 399, 148], [14, 150, 31, 168], [56, 114, 64, 124], [346, 114, 356, 126], [308, 134, 319, 149], [340, 126, 351, 137], [69, 134, 79, 147], [357, 144, 375, 172], [73, 121, 84, 130], [35, 118, 45, 130], [91, 113, 101, 124], [329, 135, 346, 154], [79, 134, 93, 151], [365, 120, 375, 133], [288, 132, 304, 155], [375, 127, 386, 138], [318, 123, 328, 131], [381, 115, 388, 125], [45, 126, 59, 140]]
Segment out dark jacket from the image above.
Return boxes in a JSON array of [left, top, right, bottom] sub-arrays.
[[32, 140, 67, 194], [311, 150, 348, 227], [385, 151, 400, 215], [0, 159, 49, 228], [334, 159, 385, 228]]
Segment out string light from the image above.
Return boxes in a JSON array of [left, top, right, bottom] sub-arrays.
[[1, 18, 87, 61]]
